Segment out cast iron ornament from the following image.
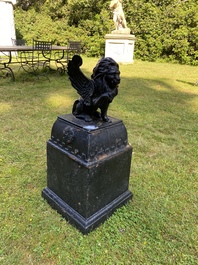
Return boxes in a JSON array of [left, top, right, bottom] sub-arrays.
[[67, 55, 120, 122]]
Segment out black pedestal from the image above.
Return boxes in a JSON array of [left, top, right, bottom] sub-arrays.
[[42, 114, 133, 234]]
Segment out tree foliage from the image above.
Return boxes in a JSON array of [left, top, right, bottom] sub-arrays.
[[14, 0, 198, 64]]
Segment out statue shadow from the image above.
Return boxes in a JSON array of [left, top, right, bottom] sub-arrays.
[[176, 79, 198, 86]]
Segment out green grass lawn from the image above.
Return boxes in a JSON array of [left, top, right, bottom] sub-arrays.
[[0, 57, 197, 264]]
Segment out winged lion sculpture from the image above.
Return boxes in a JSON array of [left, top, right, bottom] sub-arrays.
[[67, 55, 120, 122]]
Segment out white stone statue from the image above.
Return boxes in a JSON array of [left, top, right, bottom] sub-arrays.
[[110, 0, 130, 33]]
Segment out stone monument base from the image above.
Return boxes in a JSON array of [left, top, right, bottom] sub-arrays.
[[42, 114, 133, 234], [105, 34, 136, 64]]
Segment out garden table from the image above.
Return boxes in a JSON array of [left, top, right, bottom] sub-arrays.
[[0, 45, 71, 81]]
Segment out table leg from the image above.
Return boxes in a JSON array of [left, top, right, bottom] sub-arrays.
[[0, 51, 15, 81]]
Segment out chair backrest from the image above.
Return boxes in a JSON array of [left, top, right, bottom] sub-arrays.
[[12, 38, 26, 46], [68, 40, 81, 53], [33, 39, 52, 50]]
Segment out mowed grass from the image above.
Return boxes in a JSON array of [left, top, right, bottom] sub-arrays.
[[0, 57, 197, 265]]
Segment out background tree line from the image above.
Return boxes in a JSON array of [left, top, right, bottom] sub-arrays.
[[14, 0, 198, 65]]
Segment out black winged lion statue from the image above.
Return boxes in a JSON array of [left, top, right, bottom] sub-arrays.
[[67, 55, 120, 122]]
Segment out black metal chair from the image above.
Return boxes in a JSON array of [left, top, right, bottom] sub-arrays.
[[20, 39, 52, 81], [55, 40, 81, 74], [67, 40, 82, 61]]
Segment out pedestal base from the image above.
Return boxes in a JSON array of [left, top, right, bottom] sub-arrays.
[[42, 188, 132, 234], [105, 34, 136, 64], [42, 114, 133, 234]]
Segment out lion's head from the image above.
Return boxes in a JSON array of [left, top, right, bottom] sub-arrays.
[[91, 57, 120, 90]]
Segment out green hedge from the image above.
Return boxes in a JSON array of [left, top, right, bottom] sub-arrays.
[[14, 0, 198, 65]]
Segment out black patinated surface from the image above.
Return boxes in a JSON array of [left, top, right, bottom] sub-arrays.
[[67, 55, 120, 122], [42, 114, 133, 234]]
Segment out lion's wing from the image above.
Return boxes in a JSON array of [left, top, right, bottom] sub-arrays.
[[67, 56, 94, 106]]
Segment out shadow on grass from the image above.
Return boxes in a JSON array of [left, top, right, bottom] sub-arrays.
[[176, 79, 198, 86], [118, 76, 198, 116]]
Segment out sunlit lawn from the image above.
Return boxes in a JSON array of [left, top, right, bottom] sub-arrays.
[[0, 57, 197, 264]]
